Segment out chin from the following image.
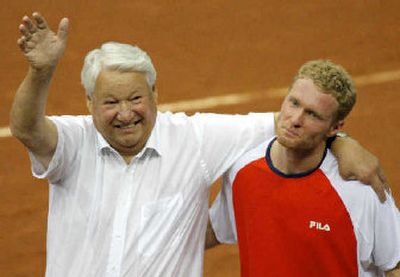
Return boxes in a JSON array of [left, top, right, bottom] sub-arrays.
[[280, 137, 310, 151], [118, 138, 140, 147], [277, 136, 295, 146]]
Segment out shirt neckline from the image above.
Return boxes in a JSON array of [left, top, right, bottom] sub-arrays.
[[265, 137, 327, 178], [94, 112, 163, 158]]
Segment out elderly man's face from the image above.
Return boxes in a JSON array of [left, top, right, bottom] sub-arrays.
[[277, 78, 342, 151], [87, 69, 157, 157]]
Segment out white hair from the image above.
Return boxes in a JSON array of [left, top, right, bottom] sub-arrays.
[[81, 42, 157, 97]]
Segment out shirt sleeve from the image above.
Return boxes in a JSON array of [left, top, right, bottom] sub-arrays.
[[29, 115, 85, 184], [209, 172, 238, 244], [192, 112, 275, 185], [371, 194, 400, 271]]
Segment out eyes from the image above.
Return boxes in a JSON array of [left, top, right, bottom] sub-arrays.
[[104, 99, 118, 105], [104, 95, 142, 106], [306, 110, 320, 119], [288, 97, 322, 120], [289, 98, 300, 107]]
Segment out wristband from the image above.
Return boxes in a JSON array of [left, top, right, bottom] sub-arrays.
[[326, 131, 348, 148]]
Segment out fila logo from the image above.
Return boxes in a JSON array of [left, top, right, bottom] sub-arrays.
[[309, 220, 331, 232]]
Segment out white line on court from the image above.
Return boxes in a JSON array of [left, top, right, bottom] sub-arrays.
[[1, 69, 400, 139], [158, 69, 400, 112]]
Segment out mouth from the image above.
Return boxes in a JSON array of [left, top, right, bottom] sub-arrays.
[[114, 119, 143, 129], [283, 127, 299, 138]]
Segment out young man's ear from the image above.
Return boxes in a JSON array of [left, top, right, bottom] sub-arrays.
[[86, 96, 93, 114], [327, 120, 345, 138]]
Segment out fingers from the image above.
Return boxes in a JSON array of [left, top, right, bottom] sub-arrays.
[[340, 163, 388, 203], [17, 12, 56, 54], [32, 12, 49, 30], [19, 17, 34, 44], [23, 15, 37, 33], [378, 166, 391, 194], [17, 37, 27, 52], [57, 18, 69, 42], [19, 12, 48, 38], [17, 13, 41, 53], [17, 23, 34, 54], [370, 174, 387, 203], [19, 16, 36, 41]]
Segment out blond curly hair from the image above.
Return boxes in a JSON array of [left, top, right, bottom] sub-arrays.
[[293, 60, 356, 121]]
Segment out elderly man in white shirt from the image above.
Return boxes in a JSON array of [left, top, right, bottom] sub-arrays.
[[11, 12, 389, 277]]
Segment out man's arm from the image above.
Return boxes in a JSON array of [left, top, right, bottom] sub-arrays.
[[331, 136, 389, 202], [205, 219, 220, 249], [10, 12, 69, 169], [386, 262, 400, 277]]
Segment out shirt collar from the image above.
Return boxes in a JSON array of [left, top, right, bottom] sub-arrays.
[[94, 112, 163, 158]]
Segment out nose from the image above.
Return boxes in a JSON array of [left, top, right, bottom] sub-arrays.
[[290, 108, 304, 127], [116, 101, 134, 123]]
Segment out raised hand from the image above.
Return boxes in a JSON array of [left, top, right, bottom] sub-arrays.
[[17, 12, 69, 71]]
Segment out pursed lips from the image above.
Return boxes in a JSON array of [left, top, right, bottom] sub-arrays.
[[283, 127, 300, 138]]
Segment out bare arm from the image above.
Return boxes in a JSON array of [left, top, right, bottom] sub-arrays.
[[386, 262, 400, 277], [10, 12, 69, 169], [205, 219, 220, 249], [331, 136, 389, 202]]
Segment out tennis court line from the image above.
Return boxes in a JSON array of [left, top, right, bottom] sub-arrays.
[[158, 69, 400, 111], [1, 69, 400, 139]]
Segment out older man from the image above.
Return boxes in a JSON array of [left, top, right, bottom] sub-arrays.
[[11, 13, 389, 277], [209, 60, 400, 276]]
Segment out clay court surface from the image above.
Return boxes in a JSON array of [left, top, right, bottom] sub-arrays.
[[1, 1, 400, 276]]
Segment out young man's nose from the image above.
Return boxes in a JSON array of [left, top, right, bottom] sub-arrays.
[[290, 109, 304, 127]]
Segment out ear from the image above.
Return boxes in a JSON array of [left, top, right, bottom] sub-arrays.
[[86, 96, 93, 114], [273, 112, 280, 134], [152, 86, 158, 104], [327, 119, 344, 138]]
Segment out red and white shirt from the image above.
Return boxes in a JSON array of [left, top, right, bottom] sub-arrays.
[[210, 137, 400, 277]]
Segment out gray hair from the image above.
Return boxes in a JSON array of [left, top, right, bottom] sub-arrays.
[[81, 42, 157, 97]]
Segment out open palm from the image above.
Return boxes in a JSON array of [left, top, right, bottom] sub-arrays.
[[18, 12, 69, 70]]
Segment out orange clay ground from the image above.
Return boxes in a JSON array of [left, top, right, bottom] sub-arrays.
[[1, 1, 399, 276]]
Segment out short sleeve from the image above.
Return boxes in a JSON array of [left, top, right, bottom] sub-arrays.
[[29, 115, 86, 184], [371, 194, 400, 271], [192, 112, 275, 185], [29, 118, 65, 182]]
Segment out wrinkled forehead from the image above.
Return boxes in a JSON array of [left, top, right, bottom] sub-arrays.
[[93, 69, 152, 97]]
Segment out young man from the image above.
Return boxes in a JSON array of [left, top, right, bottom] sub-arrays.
[[11, 13, 391, 276], [209, 60, 400, 276]]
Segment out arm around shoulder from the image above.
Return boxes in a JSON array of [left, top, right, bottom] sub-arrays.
[[331, 135, 390, 202]]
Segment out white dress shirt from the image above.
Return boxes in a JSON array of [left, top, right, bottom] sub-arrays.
[[29, 111, 275, 277]]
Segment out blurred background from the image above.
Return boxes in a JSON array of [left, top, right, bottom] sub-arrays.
[[1, 1, 399, 276]]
